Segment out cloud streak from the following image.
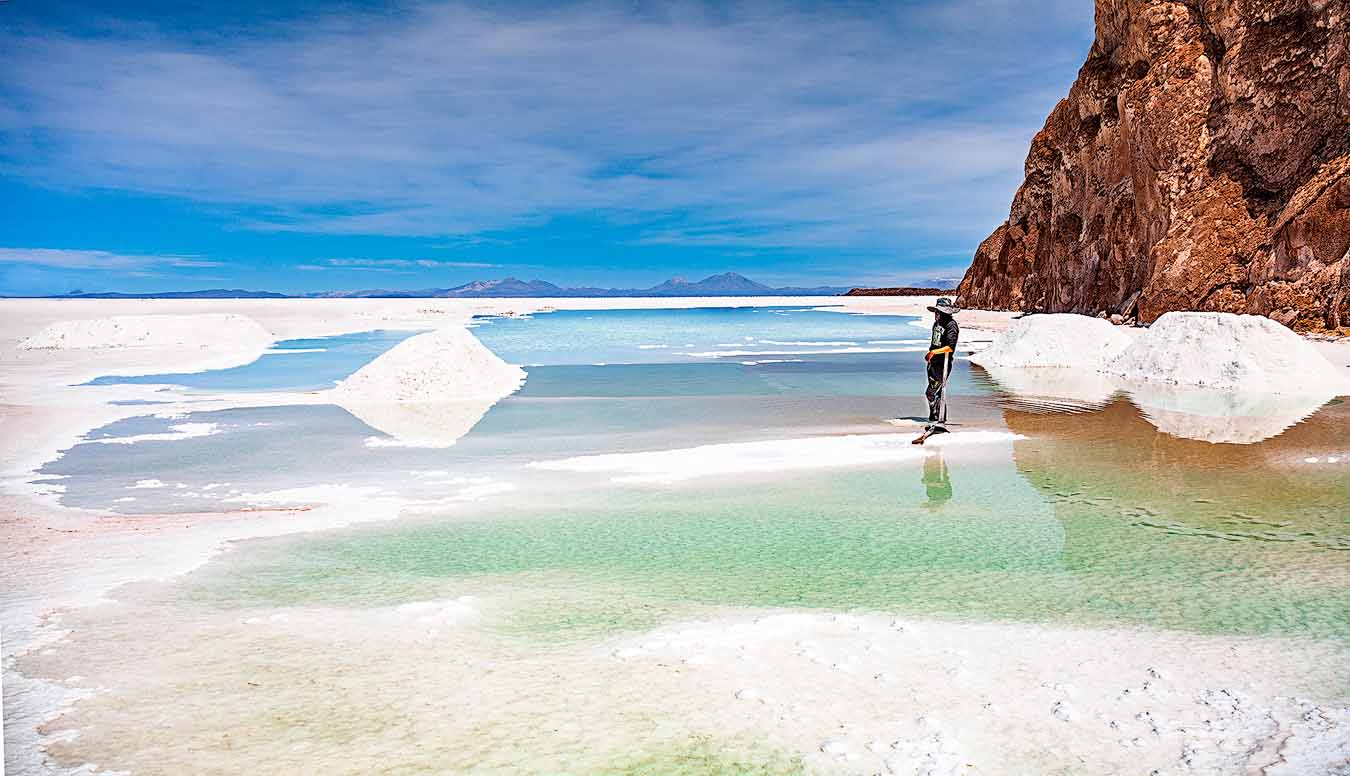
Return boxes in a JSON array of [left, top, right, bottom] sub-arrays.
[[0, 247, 221, 271], [294, 258, 501, 272], [0, 1, 1092, 256]]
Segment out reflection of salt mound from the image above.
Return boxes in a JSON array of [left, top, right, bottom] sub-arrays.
[[18, 314, 271, 351], [1105, 312, 1350, 394], [331, 327, 525, 447], [344, 401, 504, 448], [970, 314, 1132, 369], [1126, 383, 1334, 444], [977, 364, 1120, 410]]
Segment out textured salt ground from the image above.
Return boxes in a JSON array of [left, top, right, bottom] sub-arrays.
[[5, 297, 1350, 776], [609, 613, 1350, 775], [19, 596, 1350, 776]]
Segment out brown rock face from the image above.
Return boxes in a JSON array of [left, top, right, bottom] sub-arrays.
[[957, 0, 1350, 330]]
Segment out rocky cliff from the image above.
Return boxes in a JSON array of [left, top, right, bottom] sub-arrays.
[[957, 0, 1350, 330]]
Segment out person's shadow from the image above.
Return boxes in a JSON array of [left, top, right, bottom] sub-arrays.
[[922, 450, 953, 510]]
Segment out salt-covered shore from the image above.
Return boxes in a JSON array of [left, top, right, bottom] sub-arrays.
[[6, 298, 885, 625], [3, 296, 1349, 774], [0, 295, 936, 773]]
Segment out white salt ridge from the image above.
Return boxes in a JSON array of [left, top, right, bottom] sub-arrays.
[[396, 477, 518, 515], [89, 422, 221, 445], [687, 346, 926, 358], [970, 314, 1133, 370], [1104, 312, 1350, 395], [756, 340, 859, 346], [18, 313, 272, 352], [528, 431, 1024, 484], [222, 484, 391, 506]]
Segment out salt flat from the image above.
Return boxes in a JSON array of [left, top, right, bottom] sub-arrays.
[[3, 296, 1347, 776]]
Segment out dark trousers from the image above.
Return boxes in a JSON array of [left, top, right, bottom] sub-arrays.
[[925, 354, 953, 425]]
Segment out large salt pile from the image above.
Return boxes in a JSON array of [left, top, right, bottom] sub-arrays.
[[1104, 312, 1350, 395], [331, 327, 525, 447], [333, 327, 524, 402], [969, 313, 1132, 370], [18, 314, 271, 351]]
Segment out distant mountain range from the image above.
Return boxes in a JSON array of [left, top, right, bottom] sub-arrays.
[[46, 273, 852, 299]]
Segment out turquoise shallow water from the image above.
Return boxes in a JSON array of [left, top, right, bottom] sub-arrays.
[[187, 426, 1350, 642], [17, 306, 1350, 776], [470, 306, 942, 365], [46, 309, 992, 512], [42, 307, 1350, 642], [83, 329, 420, 391]]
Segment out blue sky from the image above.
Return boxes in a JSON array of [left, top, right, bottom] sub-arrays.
[[0, 1, 1093, 295]]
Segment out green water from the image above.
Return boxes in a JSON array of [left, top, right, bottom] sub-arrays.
[[188, 417, 1350, 642], [66, 306, 1350, 645]]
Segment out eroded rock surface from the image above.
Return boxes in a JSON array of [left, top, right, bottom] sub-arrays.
[[958, 0, 1350, 331]]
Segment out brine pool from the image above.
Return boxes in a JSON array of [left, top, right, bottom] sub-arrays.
[[12, 306, 1350, 775]]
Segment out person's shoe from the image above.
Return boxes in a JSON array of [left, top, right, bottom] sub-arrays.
[[929, 424, 949, 435]]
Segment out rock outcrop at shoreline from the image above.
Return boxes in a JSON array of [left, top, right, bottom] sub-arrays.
[[957, 0, 1350, 331], [844, 286, 954, 297]]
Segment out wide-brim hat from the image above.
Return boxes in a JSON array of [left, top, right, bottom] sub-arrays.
[[927, 297, 960, 315]]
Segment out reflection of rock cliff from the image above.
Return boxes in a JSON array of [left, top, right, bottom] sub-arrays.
[[957, 0, 1349, 330]]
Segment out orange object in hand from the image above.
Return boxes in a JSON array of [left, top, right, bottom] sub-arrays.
[[926, 346, 953, 361]]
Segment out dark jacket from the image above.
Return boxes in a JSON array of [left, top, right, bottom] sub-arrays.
[[928, 316, 959, 360]]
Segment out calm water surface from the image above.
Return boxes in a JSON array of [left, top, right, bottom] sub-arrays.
[[44, 307, 1350, 642], [20, 306, 1350, 775]]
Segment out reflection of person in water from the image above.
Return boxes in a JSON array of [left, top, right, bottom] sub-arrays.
[[922, 450, 952, 509]]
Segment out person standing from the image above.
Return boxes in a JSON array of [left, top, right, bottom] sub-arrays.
[[915, 297, 960, 443]]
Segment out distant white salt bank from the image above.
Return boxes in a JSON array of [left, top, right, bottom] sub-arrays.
[[18, 313, 271, 351], [529, 431, 1023, 483], [331, 327, 525, 447], [970, 313, 1132, 370], [1105, 312, 1349, 395]]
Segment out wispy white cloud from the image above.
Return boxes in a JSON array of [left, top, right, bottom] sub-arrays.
[[0, 247, 220, 271], [0, 1, 1092, 253], [292, 257, 499, 273], [324, 258, 498, 269]]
